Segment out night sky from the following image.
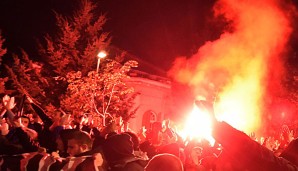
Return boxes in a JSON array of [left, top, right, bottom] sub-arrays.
[[0, 0, 297, 76], [0, 0, 225, 75]]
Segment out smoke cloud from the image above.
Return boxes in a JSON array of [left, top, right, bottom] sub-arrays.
[[169, 0, 295, 133]]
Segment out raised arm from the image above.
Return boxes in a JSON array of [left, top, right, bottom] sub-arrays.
[[2, 95, 17, 123], [27, 96, 53, 127]]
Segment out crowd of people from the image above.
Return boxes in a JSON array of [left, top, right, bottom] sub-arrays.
[[0, 95, 298, 171]]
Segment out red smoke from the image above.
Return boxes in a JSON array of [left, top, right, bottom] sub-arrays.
[[169, 0, 295, 133]]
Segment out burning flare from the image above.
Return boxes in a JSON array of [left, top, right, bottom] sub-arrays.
[[180, 102, 215, 145]]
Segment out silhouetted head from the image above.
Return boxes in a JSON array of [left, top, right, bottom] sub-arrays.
[[102, 133, 134, 163], [145, 153, 184, 171]]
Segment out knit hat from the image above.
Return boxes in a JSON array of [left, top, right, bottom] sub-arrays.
[[103, 133, 134, 162]]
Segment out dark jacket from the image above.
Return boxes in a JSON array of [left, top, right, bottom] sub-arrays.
[[74, 150, 107, 171], [108, 156, 148, 171], [30, 103, 57, 153], [3, 127, 38, 154]]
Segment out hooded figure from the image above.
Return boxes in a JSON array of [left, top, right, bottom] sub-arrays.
[[103, 133, 148, 171]]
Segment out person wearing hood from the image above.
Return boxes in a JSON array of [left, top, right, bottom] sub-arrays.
[[103, 133, 148, 171]]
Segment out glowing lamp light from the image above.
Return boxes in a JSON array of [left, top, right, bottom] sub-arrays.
[[97, 51, 107, 59], [96, 51, 107, 73]]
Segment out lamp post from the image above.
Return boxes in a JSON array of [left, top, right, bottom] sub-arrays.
[[95, 51, 107, 126], [96, 51, 107, 73]]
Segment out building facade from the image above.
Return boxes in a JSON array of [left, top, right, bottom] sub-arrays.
[[126, 71, 172, 132]]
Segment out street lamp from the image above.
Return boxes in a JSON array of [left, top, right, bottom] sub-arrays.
[[94, 51, 107, 126], [96, 51, 107, 73]]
